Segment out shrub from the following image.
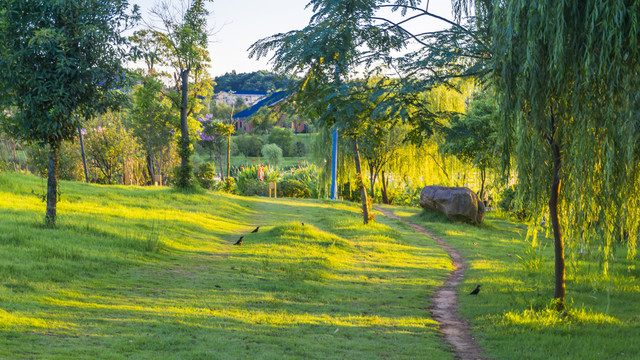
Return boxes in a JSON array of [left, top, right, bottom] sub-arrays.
[[498, 185, 529, 220], [268, 127, 294, 156], [278, 179, 311, 198], [234, 134, 264, 157], [195, 162, 216, 190], [223, 177, 236, 193], [28, 142, 83, 181], [235, 164, 279, 196], [261, 143, 282, 166], [293, 141, 307, 157], [277, 162, 319, 198]]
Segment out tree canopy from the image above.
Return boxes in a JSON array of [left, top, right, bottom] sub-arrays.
[[0, 0, 139, 225], [214, 71, 296, 92], [146, 0, 212, 190]]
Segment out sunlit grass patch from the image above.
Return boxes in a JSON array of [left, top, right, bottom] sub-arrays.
[[0, 309, 75, 332], [0, 173, 454, 359]]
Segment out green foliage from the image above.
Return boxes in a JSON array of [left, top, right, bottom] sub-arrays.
[[250, 107, 279, 135], [146, 0, 213, 191], [214, 70, 295, 92], [485, 0, 640, 274], [28, 142, 82, 182], [130, 75, 177, 179], [277, 162, 319, 199], [268, 127, 294, 156], [173, 137, 195, 190], [0, 0, 138, 224], [498, 185, 528, 221], [0, 0, 138, 145], [235, 164, 276, 196], [293, 141, 307, 157], [277, 179, 311, 198], [261, 143, 283, 166], [85, 112, 139, 185], [222, 176, 235, 193], [234, 134, 265, 157], [195, 161, 216, 190], [441, 93, 498, 173]]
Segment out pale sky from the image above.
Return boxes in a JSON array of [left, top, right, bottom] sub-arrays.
[[132, 0, 454, 77]]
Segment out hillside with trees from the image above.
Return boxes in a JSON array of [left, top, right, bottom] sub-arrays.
[[214, 70, 296, 92]]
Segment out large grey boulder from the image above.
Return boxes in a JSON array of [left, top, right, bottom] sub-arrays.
[[419, 186, 485, 224]]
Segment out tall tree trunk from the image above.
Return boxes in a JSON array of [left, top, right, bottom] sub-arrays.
[[217, 153, 225, 181], [549, 106, 565, 311], [352, 138, 370, 224], [226, 132, 231, 179], [180, 69, 190, 168], [479, 167, 486, 199], [369, 163, 376, 200], [146, 152, 155, 184], [78, 126, 89, 183], [381, 170, 390, 204], [45, 141, 60, 227], [177, 68, 191, 188]]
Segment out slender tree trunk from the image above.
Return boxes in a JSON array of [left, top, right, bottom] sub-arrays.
[[146, 153, 155, 184], [226, 132, 231, 179], [178, 68, 191, 188], [352, 138, 370, 224], [369, 163, 376, 200], [180, 69, 190, 168], [217, 153, 225, 181], [78, 126, 89, 183], [45, 141, 60, 227], [479, 167, 486, 199], [381, 170, 390, 204], [7, 138, 19, 172], [549, 106, 565, 311]]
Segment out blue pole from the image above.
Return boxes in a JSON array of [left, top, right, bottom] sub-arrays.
[[330, 128, 338, 200]]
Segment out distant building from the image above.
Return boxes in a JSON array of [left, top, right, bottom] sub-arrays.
[[215, 90, 267, 107], [233, 91, 304, 133]]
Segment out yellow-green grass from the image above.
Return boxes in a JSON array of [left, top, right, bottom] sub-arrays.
[[0, 173, 453, 359], [380, 205, 640, 360]]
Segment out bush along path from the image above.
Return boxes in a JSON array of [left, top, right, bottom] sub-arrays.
[[375, 206, 486, 360]]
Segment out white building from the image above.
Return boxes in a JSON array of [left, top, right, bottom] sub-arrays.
[[215, 90, 267, 107]]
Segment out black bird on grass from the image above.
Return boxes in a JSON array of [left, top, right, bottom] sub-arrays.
[[469, 285, 481, 295], [251, 226, 260, 233], [233, 236, 244, 246]]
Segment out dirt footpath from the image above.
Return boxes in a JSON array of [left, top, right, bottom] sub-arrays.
[[375, 206, 486, 360]]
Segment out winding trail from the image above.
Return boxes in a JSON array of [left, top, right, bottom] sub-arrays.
[[375, 206, 486, 360]]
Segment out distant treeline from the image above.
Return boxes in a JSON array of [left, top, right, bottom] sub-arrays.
[[213, 70, 297, 92]]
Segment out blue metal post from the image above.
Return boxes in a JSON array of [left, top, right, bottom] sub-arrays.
[[330, 128, 338, 200]]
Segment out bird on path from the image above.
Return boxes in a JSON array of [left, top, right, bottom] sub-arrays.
[[469, 285, 481, 295], [233, 236, 244, 246], [251, 226, 260, 233]]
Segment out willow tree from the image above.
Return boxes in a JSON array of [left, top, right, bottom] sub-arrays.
[[0, 0, 138, 226], [480, 0, 640, 309]]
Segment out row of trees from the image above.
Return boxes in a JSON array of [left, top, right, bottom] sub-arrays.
[[0, 0, 215, 226], [250, 0, 640, 310]]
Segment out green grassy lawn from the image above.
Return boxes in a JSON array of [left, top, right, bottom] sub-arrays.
[[380, 205, 640, 360], [0, 173, 453, 359]]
